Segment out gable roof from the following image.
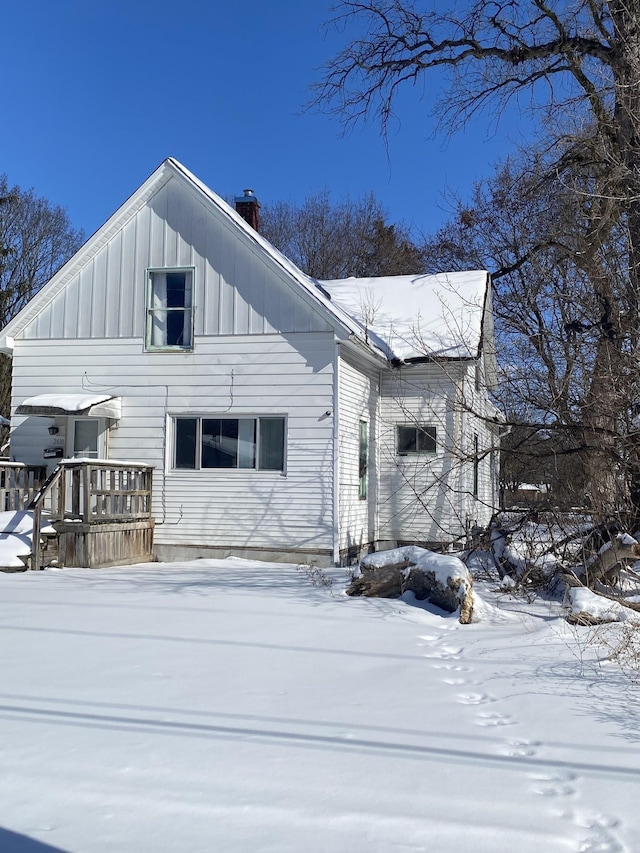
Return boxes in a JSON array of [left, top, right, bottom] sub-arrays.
[[0, 158, 361, 353], [0, 159, 492, 368]]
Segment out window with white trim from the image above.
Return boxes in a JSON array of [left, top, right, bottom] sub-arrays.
[[146, 268, 194, 350], [397, 424, 437, 455], [72, 419, 101, 459], [173, 416, 286, 471]]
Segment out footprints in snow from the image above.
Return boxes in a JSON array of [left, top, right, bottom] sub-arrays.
[[505, 738, 539, 758], [430, 663, 470, 672], [456, 692, 496, 706], [419, 630, 627, 851], [419, 631, 514, 726], [474, 711, 517, 727], [575, 813, 624, 853], [501, 744, 625, 850], [531, 770, 577, 798], [505, 747, 626, 850], [420, 644, 464, 660]]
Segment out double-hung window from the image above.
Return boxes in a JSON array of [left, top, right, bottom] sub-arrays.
[[174, 416, 286, 471], [146, 268, 194, 350], [397, 424, 437, 455]]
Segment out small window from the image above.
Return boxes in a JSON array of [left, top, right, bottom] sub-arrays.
[[359, 420, 368, 499], [397, 425, 437, 455], [473, 433, 479, 497], [174, 416, 285, 471], [73, 419, 100, 458], [146, 268, 194, 350], [259, 417, 286, 471], [475, 361, 482, 391]]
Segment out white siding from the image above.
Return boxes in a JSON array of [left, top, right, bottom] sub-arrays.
[[459, 364, 500, 530], [5, 161, 499, 558], [10, 333, 336, 555], [337, 352, 379, 555], [378, 362, 467, 543], [377, 360, 499, 544], [23, 177, 333, 343]]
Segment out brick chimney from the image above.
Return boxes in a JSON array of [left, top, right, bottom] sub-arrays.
[[235, 189, 260, 231]]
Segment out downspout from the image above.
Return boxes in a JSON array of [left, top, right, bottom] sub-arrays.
[[332, 341, 340, 565], [373, 366, 383, 549]]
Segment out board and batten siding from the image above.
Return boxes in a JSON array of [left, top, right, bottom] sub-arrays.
[[336, 352, 379, 557], [23, 175, 334, 342], [10, 333, 336, 556], [378, 363, 467, 544]]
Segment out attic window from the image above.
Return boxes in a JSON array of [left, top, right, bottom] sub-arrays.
[[146, 268, 194, 351]]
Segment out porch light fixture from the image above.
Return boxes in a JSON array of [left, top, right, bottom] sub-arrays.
[[48, 425, 59, 435]]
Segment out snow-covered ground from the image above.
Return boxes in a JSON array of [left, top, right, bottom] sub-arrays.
[[0, 558, 638, 852]]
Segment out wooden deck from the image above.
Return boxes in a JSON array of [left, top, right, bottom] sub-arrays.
[[0, 462, 47, 511], [29, 460, 155, 569]]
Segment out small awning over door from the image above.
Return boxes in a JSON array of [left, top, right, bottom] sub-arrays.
[[15, 393, 121, 419]]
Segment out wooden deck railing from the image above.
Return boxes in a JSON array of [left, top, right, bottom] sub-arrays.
[[0, 462, 47, 511], [29, 460, 154, 570], [60, 460, 153, 522]]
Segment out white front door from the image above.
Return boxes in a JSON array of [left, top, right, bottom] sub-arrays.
[[68, 418, 107, 459]]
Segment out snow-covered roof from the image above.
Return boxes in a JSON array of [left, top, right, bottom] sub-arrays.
[[164, 161, 367, 350], [16, 393, 121, 419], [319, 271, 490, 362], [0, 158, 493, 367], [0, 159, 364, 355], [176, 160, 491, 363]]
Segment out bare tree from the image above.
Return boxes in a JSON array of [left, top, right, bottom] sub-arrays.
[[0, 176, 83, 415], [421, 153, 640, 515], [314, 1, 640, 299], [260, 189, 424, 279], [315, 1, 640, 522]]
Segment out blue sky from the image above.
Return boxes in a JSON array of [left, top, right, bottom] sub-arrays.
[[3, 1, 525, 241]]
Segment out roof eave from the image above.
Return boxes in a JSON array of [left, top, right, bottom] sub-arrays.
[[168, 160, 359, 342], [340, 334, 392, 367], [402, 354, 477, 365]]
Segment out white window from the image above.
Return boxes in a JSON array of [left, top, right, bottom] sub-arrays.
[[146, 268, 194, 350], [397, 424, 437, 455], [173, 417, 286, 471], [69, 418, 106, 459]]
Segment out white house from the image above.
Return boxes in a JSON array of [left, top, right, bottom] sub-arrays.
[[0, 159, 500, 565]]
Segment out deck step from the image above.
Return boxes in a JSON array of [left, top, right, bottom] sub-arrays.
[[0, 527, 59, 572]]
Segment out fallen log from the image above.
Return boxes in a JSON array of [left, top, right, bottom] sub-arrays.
[[347, 546, 474, 624], [584, 535, 640, 587], [565, 585, 640, 625]]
